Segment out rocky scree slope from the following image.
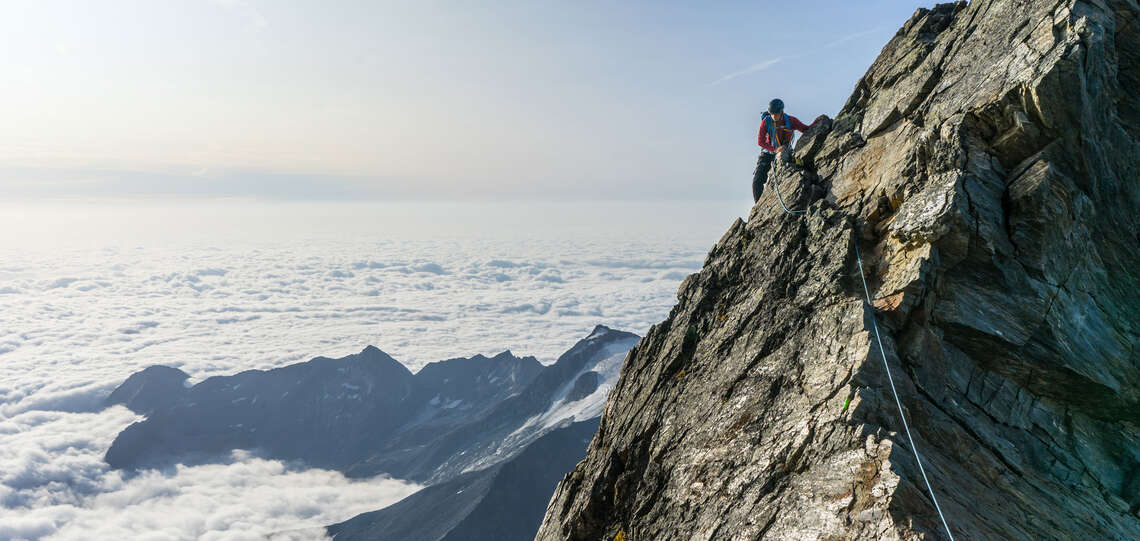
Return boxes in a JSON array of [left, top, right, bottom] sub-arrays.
[[538, 1, 1139, 540]]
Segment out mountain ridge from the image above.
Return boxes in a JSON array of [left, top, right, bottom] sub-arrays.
[[537, 1, 1140, 539], [104, 325, 638, 485]]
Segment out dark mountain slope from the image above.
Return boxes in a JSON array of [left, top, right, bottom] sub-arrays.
[[327, 418, 599, 541], [105, 365, 190, 415], [348, 325, 638, 483], [106, 345, 419, 470], [105, 326, 635, 485]]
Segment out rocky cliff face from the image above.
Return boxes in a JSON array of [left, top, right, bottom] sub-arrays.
[[538, 1, 1140, 540]]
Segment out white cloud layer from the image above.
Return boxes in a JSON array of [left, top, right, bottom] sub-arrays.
[[0, 200, 741, 539], [0, 407, 421, 540]]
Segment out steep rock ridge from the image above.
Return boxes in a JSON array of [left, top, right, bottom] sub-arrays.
[[538, 1, 1139, 540]]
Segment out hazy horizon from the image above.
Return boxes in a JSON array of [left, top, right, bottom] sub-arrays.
[[2, 1, 926, 202]]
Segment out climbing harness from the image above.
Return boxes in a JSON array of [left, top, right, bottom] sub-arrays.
[[770, 188, 957, 541], [762, 111, 793, 150]]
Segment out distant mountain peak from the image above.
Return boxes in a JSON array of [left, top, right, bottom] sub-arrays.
[[105, 364, 191, 415], [586, 325, 612, 339], [352, 345, 413, 377], [360, 344, 388, 357]]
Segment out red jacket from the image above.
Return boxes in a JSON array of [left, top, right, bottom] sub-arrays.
[[758, 114, 814, 153]]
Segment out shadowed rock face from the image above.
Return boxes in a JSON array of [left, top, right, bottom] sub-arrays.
[[538, 1, 1140, 540]]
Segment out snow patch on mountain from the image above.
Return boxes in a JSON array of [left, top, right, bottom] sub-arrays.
[[516, 336, 637, 434]]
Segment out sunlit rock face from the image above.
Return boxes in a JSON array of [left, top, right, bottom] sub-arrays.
[[538, 1, 1140, 539]]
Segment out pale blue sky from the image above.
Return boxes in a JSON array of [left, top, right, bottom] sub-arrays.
[[1, 1, 927, 201]]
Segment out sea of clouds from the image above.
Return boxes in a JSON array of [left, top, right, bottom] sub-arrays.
[[0, 200, 742, 539]]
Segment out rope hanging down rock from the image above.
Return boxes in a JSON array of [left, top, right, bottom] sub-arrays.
[[854, 242, 956, 541], [769, 154, 807, 215], [765, 169, 956, 540]]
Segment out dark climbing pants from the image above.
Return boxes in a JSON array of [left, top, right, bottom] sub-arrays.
[[752, 152, 775, 202]]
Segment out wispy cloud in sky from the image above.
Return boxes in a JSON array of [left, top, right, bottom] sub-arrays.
[[710, 26, 882, 87], [824, 27, 883, 48], [710, 57, 784, 86]]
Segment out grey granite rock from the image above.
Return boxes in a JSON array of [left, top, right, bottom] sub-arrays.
[[537, 1, 1140, 540]]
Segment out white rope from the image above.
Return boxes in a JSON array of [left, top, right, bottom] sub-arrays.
[[765, 175, 956, 539], [769, 157, 807, 215], [854, 241, 956, 541]]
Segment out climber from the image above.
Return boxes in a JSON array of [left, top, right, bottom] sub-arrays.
[[752, 98, 825, 202]]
